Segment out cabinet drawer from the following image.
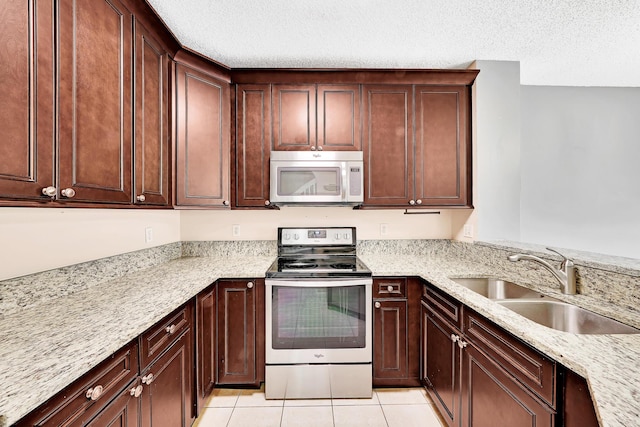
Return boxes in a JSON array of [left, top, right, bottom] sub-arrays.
[[464, 309, 557, 407], [16, 340, 138, 426], [424, 283, 463, 329], [373, 278, 406, 298], [140, 302, 193, 370]]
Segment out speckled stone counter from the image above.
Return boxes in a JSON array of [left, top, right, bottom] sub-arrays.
[[0, 254, 274, 426], [358, 252, 640, 427], [1, 239, 639, 427]]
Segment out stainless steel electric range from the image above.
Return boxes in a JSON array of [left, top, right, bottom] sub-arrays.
[[264, 227, 373, 399]]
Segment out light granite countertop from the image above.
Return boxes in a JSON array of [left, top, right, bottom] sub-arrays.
[[1, 251, 639, 426], [0, 255, 274, 427]]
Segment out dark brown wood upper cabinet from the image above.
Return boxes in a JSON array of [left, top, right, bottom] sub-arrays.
[[57, 0, 133, 204], [317, 85, 361, 151], [362, 85, 414, 206], [272, 84, 316, 150], [133, 19, 170, 206], [363, 84, 473, 208], [234, 84, 272, 208], [0, 0, 55, 201], [272, 84, 361, 151], [415, 86, 471, 207], [174, 58, 230, 207]]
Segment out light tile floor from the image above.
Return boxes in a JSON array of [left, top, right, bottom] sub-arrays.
[[194, 387, 446, 427]]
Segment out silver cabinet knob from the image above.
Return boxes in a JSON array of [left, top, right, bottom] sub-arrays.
[[450, 334, 459, 343], [61, 188, 76, 198], [86, 385, 104, 401], [387, 285, 394, 292], [374, 301, 381, 309], [247, 281, 254, 289], [142, 373, 154, 385], [416, 199, 422, 205], [265, 200, 271, 206], [457, 339, 468, 349], [165, 324, 176, 334], [310, 146, 316, 151], [129, 384, 143, 397], [409, 200, 415, 205], [136, 194, 146, 202], [42, 186, 57, 198], [222, 200, 229, 206], [317, 146, 323, 151]]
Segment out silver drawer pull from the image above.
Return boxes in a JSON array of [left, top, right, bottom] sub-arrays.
[[374, 301, 381, 309], [129, 384, 143, 397], [61, 188, 76, 198], [387, 285, 394, 292], [142, 373, 154, 385], [165, 324, 177, 334], [86, 385, 104, 401], [247, 281, 254, 289]]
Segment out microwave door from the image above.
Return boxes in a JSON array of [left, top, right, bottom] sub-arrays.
[[274, 165, 343, 203]]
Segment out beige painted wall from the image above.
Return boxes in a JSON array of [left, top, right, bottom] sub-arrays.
[[0, 208, 181, 281], [180, 207, 470, 241]]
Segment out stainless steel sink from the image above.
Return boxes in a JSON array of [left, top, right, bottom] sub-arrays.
[[496, 300, 640, 334], [450, 277, 552, 300]]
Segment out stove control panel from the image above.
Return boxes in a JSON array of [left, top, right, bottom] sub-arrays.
[[279, 227, 355, 246]]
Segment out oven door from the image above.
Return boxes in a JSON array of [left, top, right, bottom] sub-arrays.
[[265, 278, 372, 364]]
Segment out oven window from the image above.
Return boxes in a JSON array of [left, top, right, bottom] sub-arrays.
[[272, 285, 366, 349], [277, 168, 341, 196]]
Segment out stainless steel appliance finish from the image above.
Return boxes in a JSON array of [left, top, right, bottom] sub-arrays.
[[265, 227, 373, 399], [269, 151, 364, 205]]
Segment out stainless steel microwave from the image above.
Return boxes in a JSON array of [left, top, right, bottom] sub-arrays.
[[269, 151, 364, 205]]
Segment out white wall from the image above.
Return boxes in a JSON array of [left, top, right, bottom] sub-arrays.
[[180, 207, 463, 241], [520, 86, 640, 258], [0, 208, 181, 281], [472, 60, 522, 242]]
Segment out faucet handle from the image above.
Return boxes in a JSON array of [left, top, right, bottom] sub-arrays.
[[546, 248, 574, 267]]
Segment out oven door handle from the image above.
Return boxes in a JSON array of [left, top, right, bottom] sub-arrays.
[[265, 278, 372, 288]]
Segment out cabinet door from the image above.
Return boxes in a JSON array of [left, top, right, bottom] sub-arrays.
[[175, 62, 230, 207], [85, 381, 139, 427], [58, 0, 133, 203], [235, 84, 272, 207], [362, 85, 413, 206], [415, 86, 471, 207], [196, 285, 216, 414], [373, 299, 408, 384], [217, 279, 262, 386], [133, 19, 169, 205], [460, 344, 554, 427], [0, 0, 55, 201], [563, 370, 599, 427], [423, 302, 460, 427], [317, 85, 361, 151], [140, 329, 195, 427], [272, 85, 316, 150]]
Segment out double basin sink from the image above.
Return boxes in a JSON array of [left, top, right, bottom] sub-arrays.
[[450, 277, 640, 334]]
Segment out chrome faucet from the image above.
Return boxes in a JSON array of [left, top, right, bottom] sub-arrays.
[[507, 248, 577, 295]]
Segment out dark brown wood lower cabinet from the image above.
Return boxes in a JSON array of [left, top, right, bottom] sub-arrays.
[[217, 279, 264, 386], [85, 381, 140, 427], [460, 344, 554, 427], [562, 370, 599, 427], [196, 285, 217, 414], [422, 300, 461, 427], [140, 329, 194, 427], [373, 299, 408, 383]]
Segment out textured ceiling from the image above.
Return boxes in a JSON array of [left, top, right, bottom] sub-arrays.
[[146, 0, 640, 87]]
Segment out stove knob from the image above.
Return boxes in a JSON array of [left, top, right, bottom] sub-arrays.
[[294, 234, 299, 240], [334, 233, 340, 240], [343, 233, 349, 240], [284, 233, 290, 240]]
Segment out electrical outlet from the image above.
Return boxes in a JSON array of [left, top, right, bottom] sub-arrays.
[[380, 223, 388, 236], [463, 224, 473, 238], [145, 227, 153, 243], [232, 224, 241, 237]]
